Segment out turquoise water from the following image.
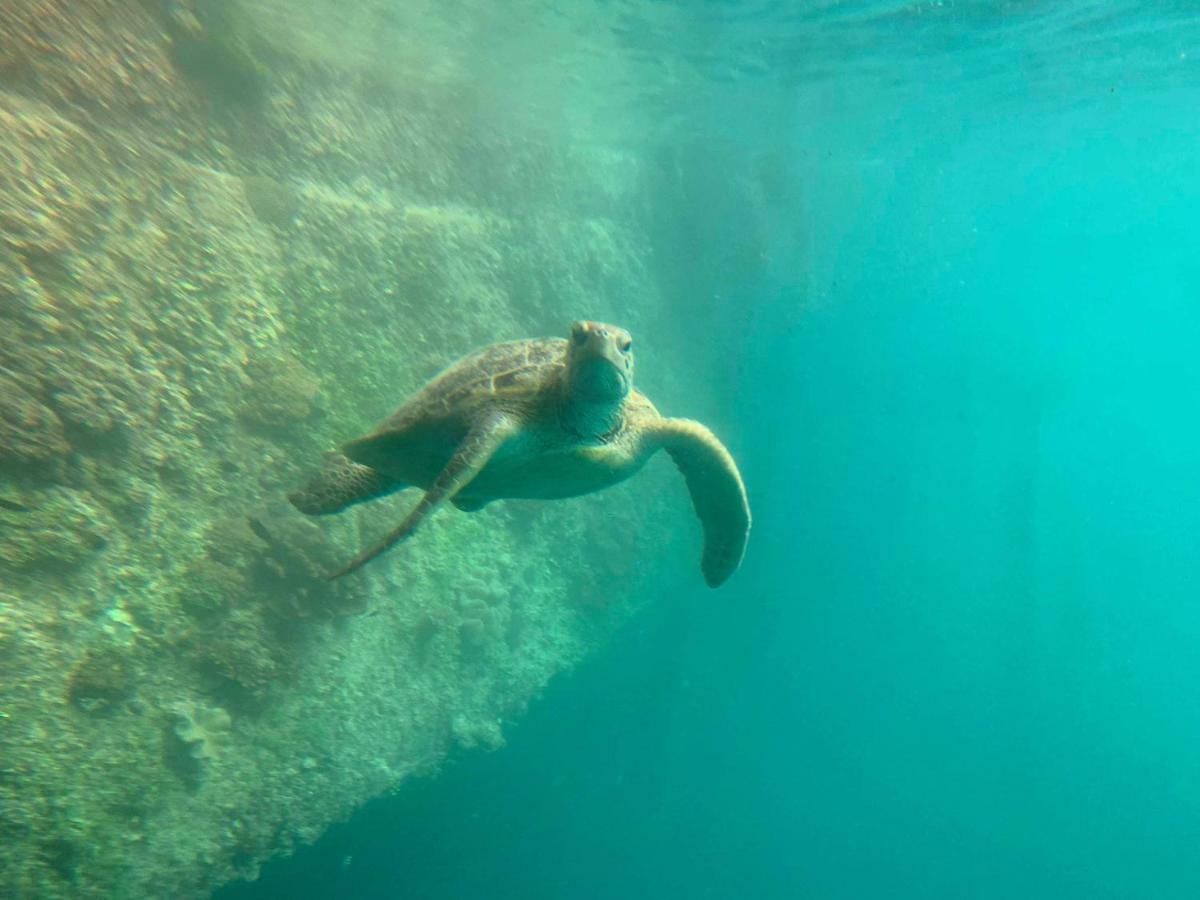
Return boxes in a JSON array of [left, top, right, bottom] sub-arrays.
[[222, 3, 1200, 898]]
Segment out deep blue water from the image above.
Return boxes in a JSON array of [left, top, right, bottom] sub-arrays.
[[222, 3, 1200, 898]]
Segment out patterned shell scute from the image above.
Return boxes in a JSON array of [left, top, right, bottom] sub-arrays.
[[389, 338, 565, 426]]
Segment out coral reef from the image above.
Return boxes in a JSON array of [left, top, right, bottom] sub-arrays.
[[450, 714, 505, 751], [247, 509, 368, 617], [187, 607, 284, 704], [0, 373, 70, 467], [179, 557, 247, 620], [0, 1, 692, 897], [165, 0, 271, 106], [242, 174, 300, 227], [203, 516, 269, 569], [66, 647, 132, 712], [239, 353, 322, 429], [170, 701, 233, 762], [0, 488, 112, 572]]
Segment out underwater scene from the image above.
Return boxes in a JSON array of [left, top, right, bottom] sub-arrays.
[[2, 1, 1200, 897]]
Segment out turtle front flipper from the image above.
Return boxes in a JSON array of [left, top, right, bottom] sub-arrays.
[[289, 452, 402, 516], [649, 418, 751, 588], [328, 410, 517, 579]]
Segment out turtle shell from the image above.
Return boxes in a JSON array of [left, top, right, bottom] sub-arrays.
[[380, 337, 565, 431]]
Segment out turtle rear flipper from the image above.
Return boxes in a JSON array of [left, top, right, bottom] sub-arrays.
[[289, 452, 402, 516], [327, 410, 517, 579]]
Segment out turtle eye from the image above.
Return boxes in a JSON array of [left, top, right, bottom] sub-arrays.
[[620, 338, 633, 353], [572, 328, 587, 346]]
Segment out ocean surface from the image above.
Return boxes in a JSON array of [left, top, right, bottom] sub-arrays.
[[209, 2, 1200, 899]]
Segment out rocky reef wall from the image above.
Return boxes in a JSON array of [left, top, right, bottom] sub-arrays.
[[0, 2, 700, 896]]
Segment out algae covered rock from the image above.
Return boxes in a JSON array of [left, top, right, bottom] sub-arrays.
[[170, 701, 232, 761], [242, 174, 300, 227], [0, 373, 70, 466], [247, 509, 368, 617], [165, 0, 270, 106], [179, 557, 247, 619], [239, 353, 321, 429], [0, 1, 668, 895], [450, 714, 505, 751], [0, 487, 111, 572], [187, 607, 283, 703], [203, 516, 269, 569], [66, 647, 132, 712]]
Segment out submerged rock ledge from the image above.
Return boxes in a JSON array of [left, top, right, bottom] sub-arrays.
[[0, 2, 691, 896]]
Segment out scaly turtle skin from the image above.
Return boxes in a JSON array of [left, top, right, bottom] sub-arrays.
[[289, 321, 751, 587]]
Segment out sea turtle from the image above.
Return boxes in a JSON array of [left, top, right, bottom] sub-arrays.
[[289, 321, 751, 586]]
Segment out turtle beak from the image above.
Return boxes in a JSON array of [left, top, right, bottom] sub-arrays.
[[569, 322, 631, 400], [571, 322, 627, 367], [582, 325, 620, 364]]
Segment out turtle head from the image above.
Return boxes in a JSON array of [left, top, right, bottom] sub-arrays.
[[564, 320, 634, 404]]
